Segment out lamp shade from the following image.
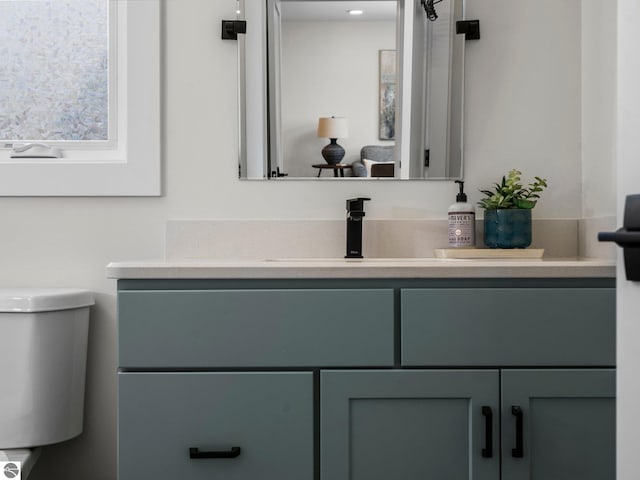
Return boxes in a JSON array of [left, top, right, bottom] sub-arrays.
[[317, 116, 348, 139]]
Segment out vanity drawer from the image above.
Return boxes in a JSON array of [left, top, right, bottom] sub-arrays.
[[118, 372, 313, 480], [401, 288, 615, 366], [119, 289, 394, 368]]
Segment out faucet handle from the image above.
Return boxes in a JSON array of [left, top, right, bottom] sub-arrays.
[[346, 197, 371, 212]]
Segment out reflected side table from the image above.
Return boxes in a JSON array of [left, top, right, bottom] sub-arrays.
[[312, 164, 352, 178]]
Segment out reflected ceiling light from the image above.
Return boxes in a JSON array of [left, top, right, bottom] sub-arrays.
[[348, 9, 364, 15]]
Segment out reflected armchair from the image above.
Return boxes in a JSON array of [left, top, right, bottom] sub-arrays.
[[352, 145, 395, 177]]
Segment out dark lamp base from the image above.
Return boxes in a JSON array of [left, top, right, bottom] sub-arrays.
[[321, 139, 345, 165]]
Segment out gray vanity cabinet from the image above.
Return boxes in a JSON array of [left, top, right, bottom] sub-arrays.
[[117, 278, 615, 480]]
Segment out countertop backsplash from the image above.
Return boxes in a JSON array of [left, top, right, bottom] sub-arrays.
[[165, 218, 615, 261]]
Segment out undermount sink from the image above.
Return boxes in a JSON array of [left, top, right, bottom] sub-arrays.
[[261, 257, 460, 263], [261, 249, 547, 263]]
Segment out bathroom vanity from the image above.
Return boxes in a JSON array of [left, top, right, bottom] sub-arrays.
[[109, 258, 615, 480]]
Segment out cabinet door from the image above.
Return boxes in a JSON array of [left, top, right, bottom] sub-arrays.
[[321, 370, 500, 480], [119, 372, 313, 480], [501, 369, 615, 480]]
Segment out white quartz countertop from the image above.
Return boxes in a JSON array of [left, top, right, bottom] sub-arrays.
[[106, 257, 615, 279]]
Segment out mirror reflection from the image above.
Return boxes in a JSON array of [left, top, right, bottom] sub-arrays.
[[238, 0, 465, 180]]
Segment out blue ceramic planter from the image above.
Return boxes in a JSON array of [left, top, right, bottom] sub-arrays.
[[483, 209, 532, 249]]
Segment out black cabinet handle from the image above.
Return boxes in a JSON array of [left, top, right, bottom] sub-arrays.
[[481, 406, 493, 458], [189, 447, 241, 459], [511, 406, 524, 458]]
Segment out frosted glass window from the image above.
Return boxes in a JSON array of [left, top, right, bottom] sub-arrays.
[[0, 0, 109, 142]]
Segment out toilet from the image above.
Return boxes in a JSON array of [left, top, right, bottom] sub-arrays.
[[0, 288, 94, 479]]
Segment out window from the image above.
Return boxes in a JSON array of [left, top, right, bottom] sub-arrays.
[[0, 0, 160, 196], [0, 0, 110, 142]]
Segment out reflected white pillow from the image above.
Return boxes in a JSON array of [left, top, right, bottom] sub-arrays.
[[362, 158, 395, 177]]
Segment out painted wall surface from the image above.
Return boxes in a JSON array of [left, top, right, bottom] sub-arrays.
[[616, 0, 639, 477], [463, 0, 582, 217], [17, 1, 613, 479], [582, 0, 617, 218], [281, 20, 396, 177]]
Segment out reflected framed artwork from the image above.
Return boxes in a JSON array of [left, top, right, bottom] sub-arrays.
[[379, 49, 396, 140]]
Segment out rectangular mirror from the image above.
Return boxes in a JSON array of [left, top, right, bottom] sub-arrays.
[[238, 0, 466, 180]]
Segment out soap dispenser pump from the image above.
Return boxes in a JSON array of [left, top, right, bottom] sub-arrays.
[[448, 180, 476, 248]]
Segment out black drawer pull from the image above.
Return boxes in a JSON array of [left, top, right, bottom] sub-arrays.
[[481, 406, 493, 458], [511, 406, 524, 458], [189, 447, 241, 459]]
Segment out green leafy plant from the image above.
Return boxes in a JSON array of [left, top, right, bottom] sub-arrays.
[[478, 169, 548, 210]]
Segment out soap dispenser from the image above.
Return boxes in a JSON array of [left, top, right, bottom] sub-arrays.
[[448, 180, 476, 248]]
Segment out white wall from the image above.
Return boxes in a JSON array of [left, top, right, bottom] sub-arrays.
[[463, 0, 583, 217], [21, 1, 612, 479], [582, 0, 617, 218], [281, 20, 396, 177], [616, 0, 639, 477]]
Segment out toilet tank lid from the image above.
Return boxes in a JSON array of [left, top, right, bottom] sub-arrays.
[[0, 288, 94, 312]]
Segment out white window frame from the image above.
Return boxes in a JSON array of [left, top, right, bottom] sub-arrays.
[[0, 0, 161, 196]]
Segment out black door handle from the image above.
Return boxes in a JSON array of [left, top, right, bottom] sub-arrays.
[[599, 194, 640, 281], [511, 406, 524, 458], [598, 228, 640, 247], [481, 406, 493, 458], [189, 447, 241, 459]]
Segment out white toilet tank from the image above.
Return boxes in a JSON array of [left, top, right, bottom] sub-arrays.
[[0, 288, 94, 449]]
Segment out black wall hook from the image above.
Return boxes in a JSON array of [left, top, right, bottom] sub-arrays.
[[456, 20, 481, 40], [222, 20, 247, 40]]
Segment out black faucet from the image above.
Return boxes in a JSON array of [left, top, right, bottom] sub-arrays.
[[345, 197, 371, 258]]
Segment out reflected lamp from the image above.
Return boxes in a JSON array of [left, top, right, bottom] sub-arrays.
[[317, 116, 348, 165]]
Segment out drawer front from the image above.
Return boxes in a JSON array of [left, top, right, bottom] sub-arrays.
[[401, 288, 615, 366], [119, 289, 394, 368], [118, 372, 313, 480]]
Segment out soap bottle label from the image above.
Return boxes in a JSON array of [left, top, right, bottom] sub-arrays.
[[448, 212, 475, 247]]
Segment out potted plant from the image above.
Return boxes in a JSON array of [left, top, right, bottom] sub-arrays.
[[478, 169, 548, 248]]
